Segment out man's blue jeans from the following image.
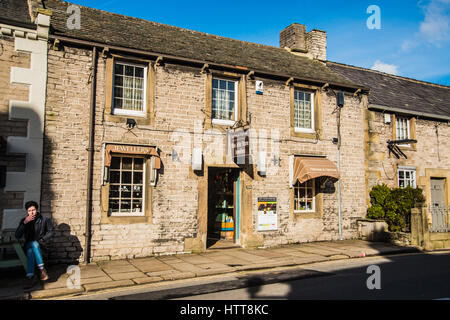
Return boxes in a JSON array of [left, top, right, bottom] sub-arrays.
[[25, 241, 44, 278]]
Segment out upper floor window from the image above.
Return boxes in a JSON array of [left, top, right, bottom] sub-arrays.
[[212, 78, 238, 125], [113, 61, 147, 116], [294, 90, 314, 133], [395, 116, 410, 141]]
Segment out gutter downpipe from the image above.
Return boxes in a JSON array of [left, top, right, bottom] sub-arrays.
[[337, 107, 342, 241], [84, 46, 97, 264]]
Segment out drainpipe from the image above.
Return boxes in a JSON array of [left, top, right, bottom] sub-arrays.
[[84, 46, 97, 264], [337, 109, 342, 240], [336, 91, 344, 241]]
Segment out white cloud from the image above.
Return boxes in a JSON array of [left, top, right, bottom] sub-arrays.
[[419, 0, 450, 45], [401, 0, 450, 51], [371, 60, 399, 75]]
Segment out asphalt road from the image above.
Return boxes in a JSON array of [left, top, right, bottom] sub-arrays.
[[63, 252, 450, 301], [173, 252, 450, 300]]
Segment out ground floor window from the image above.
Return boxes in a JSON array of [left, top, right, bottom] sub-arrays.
[[294, 179, 315, 212], [109, 156, 145, 216], [398, 167, 416, 188]]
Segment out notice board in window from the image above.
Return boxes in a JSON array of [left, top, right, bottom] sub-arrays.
[[257, 197, 278, 231]]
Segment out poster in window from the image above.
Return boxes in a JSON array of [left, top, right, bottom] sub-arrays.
[[257, 197, 277, 231]]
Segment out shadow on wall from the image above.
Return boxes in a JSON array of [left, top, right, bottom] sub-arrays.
[[1, 105, 84, 289]]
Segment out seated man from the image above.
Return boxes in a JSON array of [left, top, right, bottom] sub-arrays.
[[15, 201, 54, 288]]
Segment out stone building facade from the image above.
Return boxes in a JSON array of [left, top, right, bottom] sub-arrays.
[[328, 62, 450, 212], [1, 0, 448, 264]]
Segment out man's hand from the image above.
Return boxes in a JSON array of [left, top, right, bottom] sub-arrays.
[[24, 215, 35, 224]]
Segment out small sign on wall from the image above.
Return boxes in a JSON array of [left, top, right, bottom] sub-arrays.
[[257, 197, 277, 231], [256, 80, 263, 95]]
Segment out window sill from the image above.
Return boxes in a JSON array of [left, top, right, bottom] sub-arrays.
[[110, 213, 145, 217], [113, 109, 146, 117], [294, 212, 321, 219], [396, 144, 417, 151], [101, 215, 151, 225], [294, 127, 315, 134], [212, 119, 237, 126], [104, 113, 152, 126], [291, 129, 318, 140]]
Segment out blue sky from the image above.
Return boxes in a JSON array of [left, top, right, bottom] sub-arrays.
[[69, 0, 450, 85]]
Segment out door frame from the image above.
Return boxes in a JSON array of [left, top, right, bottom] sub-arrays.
[[205, 165, 242, 247]]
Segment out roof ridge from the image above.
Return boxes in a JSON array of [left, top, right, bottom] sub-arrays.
[[327, 61, 450, 89]]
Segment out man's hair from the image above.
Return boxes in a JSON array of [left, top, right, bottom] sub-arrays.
[[25, 200, 39, 211]]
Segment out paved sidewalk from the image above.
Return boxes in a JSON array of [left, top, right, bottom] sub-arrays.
[[0, 240, 421, 300]]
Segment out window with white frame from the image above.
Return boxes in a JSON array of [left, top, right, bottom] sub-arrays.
[[212, 78, 238, 125], [398, 167, 416, 188], [294, 179, 315, 212], [113, 61, 147, 116], [294, 90, 314, 132], [395, 116, 410, 141], [109, 156, 145, 216]]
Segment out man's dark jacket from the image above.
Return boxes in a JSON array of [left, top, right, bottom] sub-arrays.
[[15, 213, 54, 243]]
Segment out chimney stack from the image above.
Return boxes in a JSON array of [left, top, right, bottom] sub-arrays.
[[280, 23, 327, 61]]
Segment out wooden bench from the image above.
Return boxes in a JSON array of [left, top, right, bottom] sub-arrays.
[[0, 241, 27, 272]]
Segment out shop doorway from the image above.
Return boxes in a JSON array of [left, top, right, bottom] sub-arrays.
[[207, 167, 240, 249]]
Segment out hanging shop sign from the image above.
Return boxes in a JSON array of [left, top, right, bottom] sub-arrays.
[[257, 197, 278, 231], [228, 128, 250, 165]]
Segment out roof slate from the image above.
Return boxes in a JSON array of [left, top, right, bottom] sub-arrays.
[[328, 62, 450, 118], [43, 0, 360, 89], [0, 0, 33, 27]]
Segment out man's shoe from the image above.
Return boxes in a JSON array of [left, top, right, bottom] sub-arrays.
[[23, 275, 39, 289], [39, 268, 49, 281]]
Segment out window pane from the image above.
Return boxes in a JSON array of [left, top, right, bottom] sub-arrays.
[[110, 171, 120, 183], [219, 80, 226, 90], [135, 67, 144, 78], [121, 200, 131, 212], [114, 63, 124, 74], [133, 172, 143, 184], [133, 185, 143, 198], [121, 185, 131, 198], [114, 98, 123, 108], [115, 75, 123, 87], [110, 199, 120, 212], [134, 158, 143, 170], [109, 185, 120, 198], [132, 200, 142, 213], [111, 157, 120, 169], [125, 65, 134, 76], [122, 172, 132, 184], [212, 79, 218, 88], [122, 157, 132, 170], [114, 86, 123, 98]]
